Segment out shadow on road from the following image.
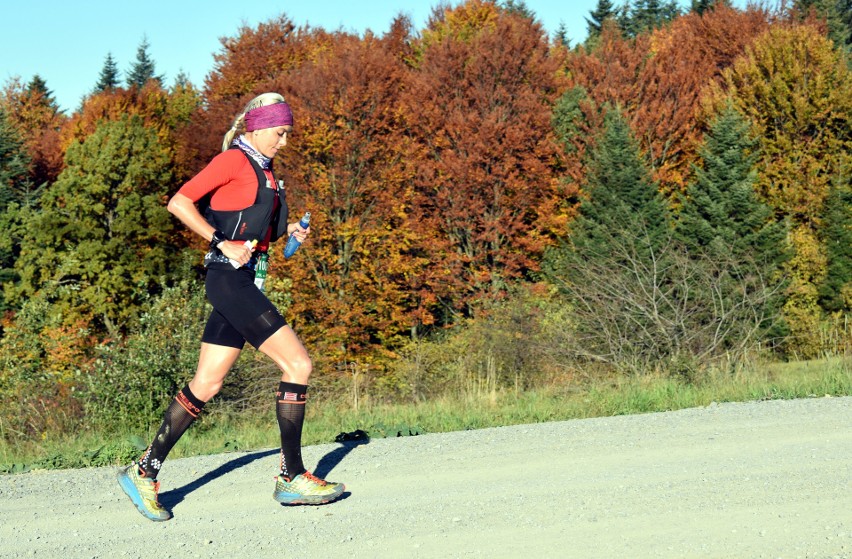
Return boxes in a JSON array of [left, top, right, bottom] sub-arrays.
[[159, 448, 277, 510], [159, 430, 370, 511], [313, 430, 371, 479]]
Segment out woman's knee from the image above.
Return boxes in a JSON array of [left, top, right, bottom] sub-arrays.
[[188, 378, 223, 402], [284, 356, 312, 384]]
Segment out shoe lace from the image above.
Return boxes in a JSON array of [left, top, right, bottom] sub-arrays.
[[302, 471, 327, 486]]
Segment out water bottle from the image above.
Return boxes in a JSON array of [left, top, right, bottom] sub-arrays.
[[284, 212, 311, 258], [229, 240, 257, 268], [254, 252, 269, 291]]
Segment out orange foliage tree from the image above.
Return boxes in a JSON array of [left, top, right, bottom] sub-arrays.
[[1, 76, 67, 191], [278, 21, 431, 365], [561, 5, 772, 199], [405, 1, 566, 320]]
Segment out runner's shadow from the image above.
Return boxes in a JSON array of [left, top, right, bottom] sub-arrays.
[[159, 448, 277, 510], [313, 430, 371, 479], [159, 431, 369, 510]]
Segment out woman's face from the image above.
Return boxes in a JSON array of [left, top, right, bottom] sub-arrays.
[[248, 125, 291, 158]]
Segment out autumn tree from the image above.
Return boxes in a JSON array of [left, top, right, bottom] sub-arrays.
[[563, 5, 772, 199], [273, 22, 430, 365], [406, 0, 566, 320], [6, 115, 178, 336], [1, 75, 67, 188], [712, 23, 852, 355]]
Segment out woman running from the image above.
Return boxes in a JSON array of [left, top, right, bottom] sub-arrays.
[[117, 92, 344, 521]]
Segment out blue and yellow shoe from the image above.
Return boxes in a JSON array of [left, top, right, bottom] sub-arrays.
[[117, 462, 172, 521], [273, 471, 345, 505]]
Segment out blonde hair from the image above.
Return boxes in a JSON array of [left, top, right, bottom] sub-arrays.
[[221, 92, 288, 152]]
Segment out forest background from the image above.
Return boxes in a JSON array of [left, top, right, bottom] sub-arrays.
[[0, 0, 850, 466]]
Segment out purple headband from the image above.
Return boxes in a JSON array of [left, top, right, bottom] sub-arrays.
[[244, 102, 294, 131]]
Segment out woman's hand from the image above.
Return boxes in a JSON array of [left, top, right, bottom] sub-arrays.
[[218, 240, 255, 267], [287, 221, 311, 243]]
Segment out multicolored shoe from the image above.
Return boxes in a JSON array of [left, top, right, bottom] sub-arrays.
[[117, 462, 172, 521], [273, 471, 345, 505]]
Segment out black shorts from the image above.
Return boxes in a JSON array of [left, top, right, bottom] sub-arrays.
[[201, 267, 288, 349]]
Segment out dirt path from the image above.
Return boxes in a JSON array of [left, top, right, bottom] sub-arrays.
[[1, 396, 850, 558]]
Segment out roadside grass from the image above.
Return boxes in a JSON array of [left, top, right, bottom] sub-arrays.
[[1, 355, 849, 473]]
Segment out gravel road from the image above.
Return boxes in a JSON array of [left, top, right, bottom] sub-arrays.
[[1, 396, 850, 559]]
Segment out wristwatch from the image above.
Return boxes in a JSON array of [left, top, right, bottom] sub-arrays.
[[209, 230, 227, 251]]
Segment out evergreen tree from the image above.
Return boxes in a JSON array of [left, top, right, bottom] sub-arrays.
[[554, 21, 571, 48], [794, 0, 852, 49], [0, 107, 32, 312], [25, 75, 59, 115], [8, 115, 177, 335], [172, 69, 191, 89], [841, 0, 852, 48], [94, 52, 120, 92], [675, 104, 787, 265], [0, 107, 32, 211], [616, 1, 635, 36], [618, 0, 681, 37], [675, 104, 790, 340], [551, 86, 589, 156], [818, 179, 852, 312], [501, 0, 534, 19], [543, 109, 680, 371], [586, 0, 616, 38], [570, 107, 671, 257], [691, 0, 731, 15], [126, 37, 163, 88]]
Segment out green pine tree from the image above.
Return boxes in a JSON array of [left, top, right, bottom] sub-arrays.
[[0, 107, 32, 312], [551, 86, 589, 155], [25, 75, 59, 114], [501, 0, 534, 19], [676, 104, 788, 265], [126, 37, 163, 88], [618, 0, 681, 37], [818, 178, 852, 312], [690, 0, 731, 15], [542, 108, 684, 372], [586, 0, 616, 38], [554, 21, 571, 48], [676, 104, 790, 344], [94, 52, 121, 92], [572, 107, 671, 257], [7, 115, 177, 335], [794, 0, 852, 50], [0, 107, 32, 211]]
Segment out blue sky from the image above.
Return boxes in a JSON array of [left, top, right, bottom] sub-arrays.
[[1, 1, 703, 113]]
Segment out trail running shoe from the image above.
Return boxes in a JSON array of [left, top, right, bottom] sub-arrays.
[[273, 471, 345, 505], [117, 462, 172, 521]]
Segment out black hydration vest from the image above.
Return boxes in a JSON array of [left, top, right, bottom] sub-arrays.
[[204, 147, 290, 244]]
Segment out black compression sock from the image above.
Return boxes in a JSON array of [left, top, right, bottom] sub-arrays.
[[276, 381, 308, 479], [139, 385, 205, 479]]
